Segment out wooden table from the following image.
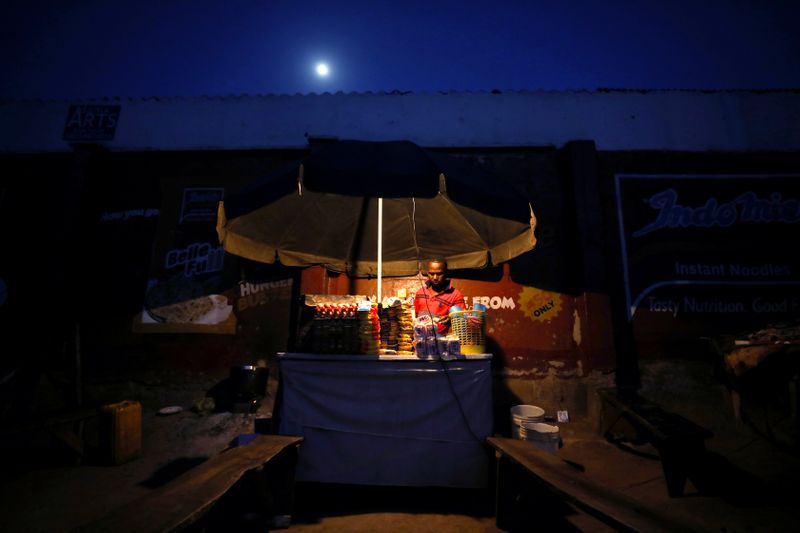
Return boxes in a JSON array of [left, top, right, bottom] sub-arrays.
[[0, 407, 98, 465], [488, 436, 701, 532], [710, 337, 800, 425], [597, 387, 713, 497], [75, 434, 303, 533]]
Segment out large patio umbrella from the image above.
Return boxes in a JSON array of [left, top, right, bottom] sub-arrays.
[[216, 140, 536, 298]]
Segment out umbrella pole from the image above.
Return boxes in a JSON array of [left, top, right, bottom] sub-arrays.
[[377, 197, 383, 303]]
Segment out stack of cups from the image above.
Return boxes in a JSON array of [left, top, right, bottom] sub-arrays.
[[509, 405, 545, 440]]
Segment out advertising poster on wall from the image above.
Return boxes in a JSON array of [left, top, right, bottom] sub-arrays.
[[82, 171, 162, 316], [134, 182, 238, 334], [615, 174, 800, 340], [233, 262, 296, 357]]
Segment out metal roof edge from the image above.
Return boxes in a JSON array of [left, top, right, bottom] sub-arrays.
[[3, 88, 799, 104]]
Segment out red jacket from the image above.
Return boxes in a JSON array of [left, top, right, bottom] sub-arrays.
[[414, 281, 466, 334]]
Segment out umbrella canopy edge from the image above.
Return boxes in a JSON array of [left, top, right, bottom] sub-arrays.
[[490, 208, 538, 264]]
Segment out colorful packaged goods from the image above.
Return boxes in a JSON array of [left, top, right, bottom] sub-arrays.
[[311, 302, 361, 353], [357, 302, 380, 354], [397, 299, 414, 354]]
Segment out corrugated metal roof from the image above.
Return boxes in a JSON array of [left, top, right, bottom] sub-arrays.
[[2, 88, 799, 105], [2, 90, 799, 153]]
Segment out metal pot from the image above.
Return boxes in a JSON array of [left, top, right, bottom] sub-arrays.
[[229, 365, 269, 401]]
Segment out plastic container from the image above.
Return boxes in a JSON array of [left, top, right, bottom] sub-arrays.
[[448, 309, 486, 354], [446, 336, 461, 356], [519, 421, 561, 454], [100, 400, 142, 465], [229, 365, 269, 401], [510, 404, 545, 439]]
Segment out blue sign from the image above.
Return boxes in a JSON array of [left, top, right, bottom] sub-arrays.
[[616, 174, 800, 332]]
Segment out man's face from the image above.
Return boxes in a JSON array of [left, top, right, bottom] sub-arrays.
[[426, 261, 447, 289]]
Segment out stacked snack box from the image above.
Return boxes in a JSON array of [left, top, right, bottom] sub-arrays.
[[377, 297, 415, 354], [357, 301, 380, 354], [397, 298, 415, 355], [413, 312, 463, 359], [443, 335, 461, 358], [301, 294, 440, 355], [413, 314, 438, 358], [378, 301, 399, 352]]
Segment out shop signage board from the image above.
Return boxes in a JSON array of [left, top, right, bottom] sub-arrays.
[[615, 174, 800, 335], [180, 187, 224, 223], [62, 104, 120, 141]]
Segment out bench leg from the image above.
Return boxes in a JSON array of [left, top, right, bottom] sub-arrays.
[[730, 389, 742, 429], [196, 445, 301, 531], [263, 444, 300, 528], [496, 452, 545, 531], [657, 439, 706, 498], [659, 447, 688, 497], [495, 452, 516, 531], [51, 419, 85, 465], [494, 451, 592, 531]]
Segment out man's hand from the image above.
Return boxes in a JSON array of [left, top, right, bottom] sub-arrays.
[[438, 314, 451, 328]]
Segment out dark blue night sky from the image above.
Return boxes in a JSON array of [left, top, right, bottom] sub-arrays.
[[2, 0, 799, 99]]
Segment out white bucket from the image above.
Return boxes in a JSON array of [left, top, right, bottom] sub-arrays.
[[509, 405, 545, 439], [520, 421, 561, 454]]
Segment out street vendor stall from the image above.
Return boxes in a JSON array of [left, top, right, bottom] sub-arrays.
[[271, 291, 493, 487], [216, 140, 538, 487]]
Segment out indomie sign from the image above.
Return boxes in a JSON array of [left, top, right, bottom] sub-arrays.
[[615, 173, 800, 330]]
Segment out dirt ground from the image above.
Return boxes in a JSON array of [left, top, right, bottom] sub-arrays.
[[2, 364, 800, 532]]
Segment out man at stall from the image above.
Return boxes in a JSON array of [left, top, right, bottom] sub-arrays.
[[414, 259, 466, 335]]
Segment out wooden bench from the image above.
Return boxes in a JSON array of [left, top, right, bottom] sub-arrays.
[[488, 437, 701, 532], [75, 434, 303, 533], [597, 387, 714, 497], [0, 407, 99, 465]]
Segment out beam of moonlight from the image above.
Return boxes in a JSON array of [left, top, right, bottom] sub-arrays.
[[316, 63, 329, 77]]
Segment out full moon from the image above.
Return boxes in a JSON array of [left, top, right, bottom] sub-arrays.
[[315, 63, 329, 77]]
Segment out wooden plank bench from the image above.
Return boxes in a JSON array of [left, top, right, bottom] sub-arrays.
[[74, 434, 303, 533], [0, 407, 99, 464], [488, 436, 701, 532], [597, 387, 714, 498]]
